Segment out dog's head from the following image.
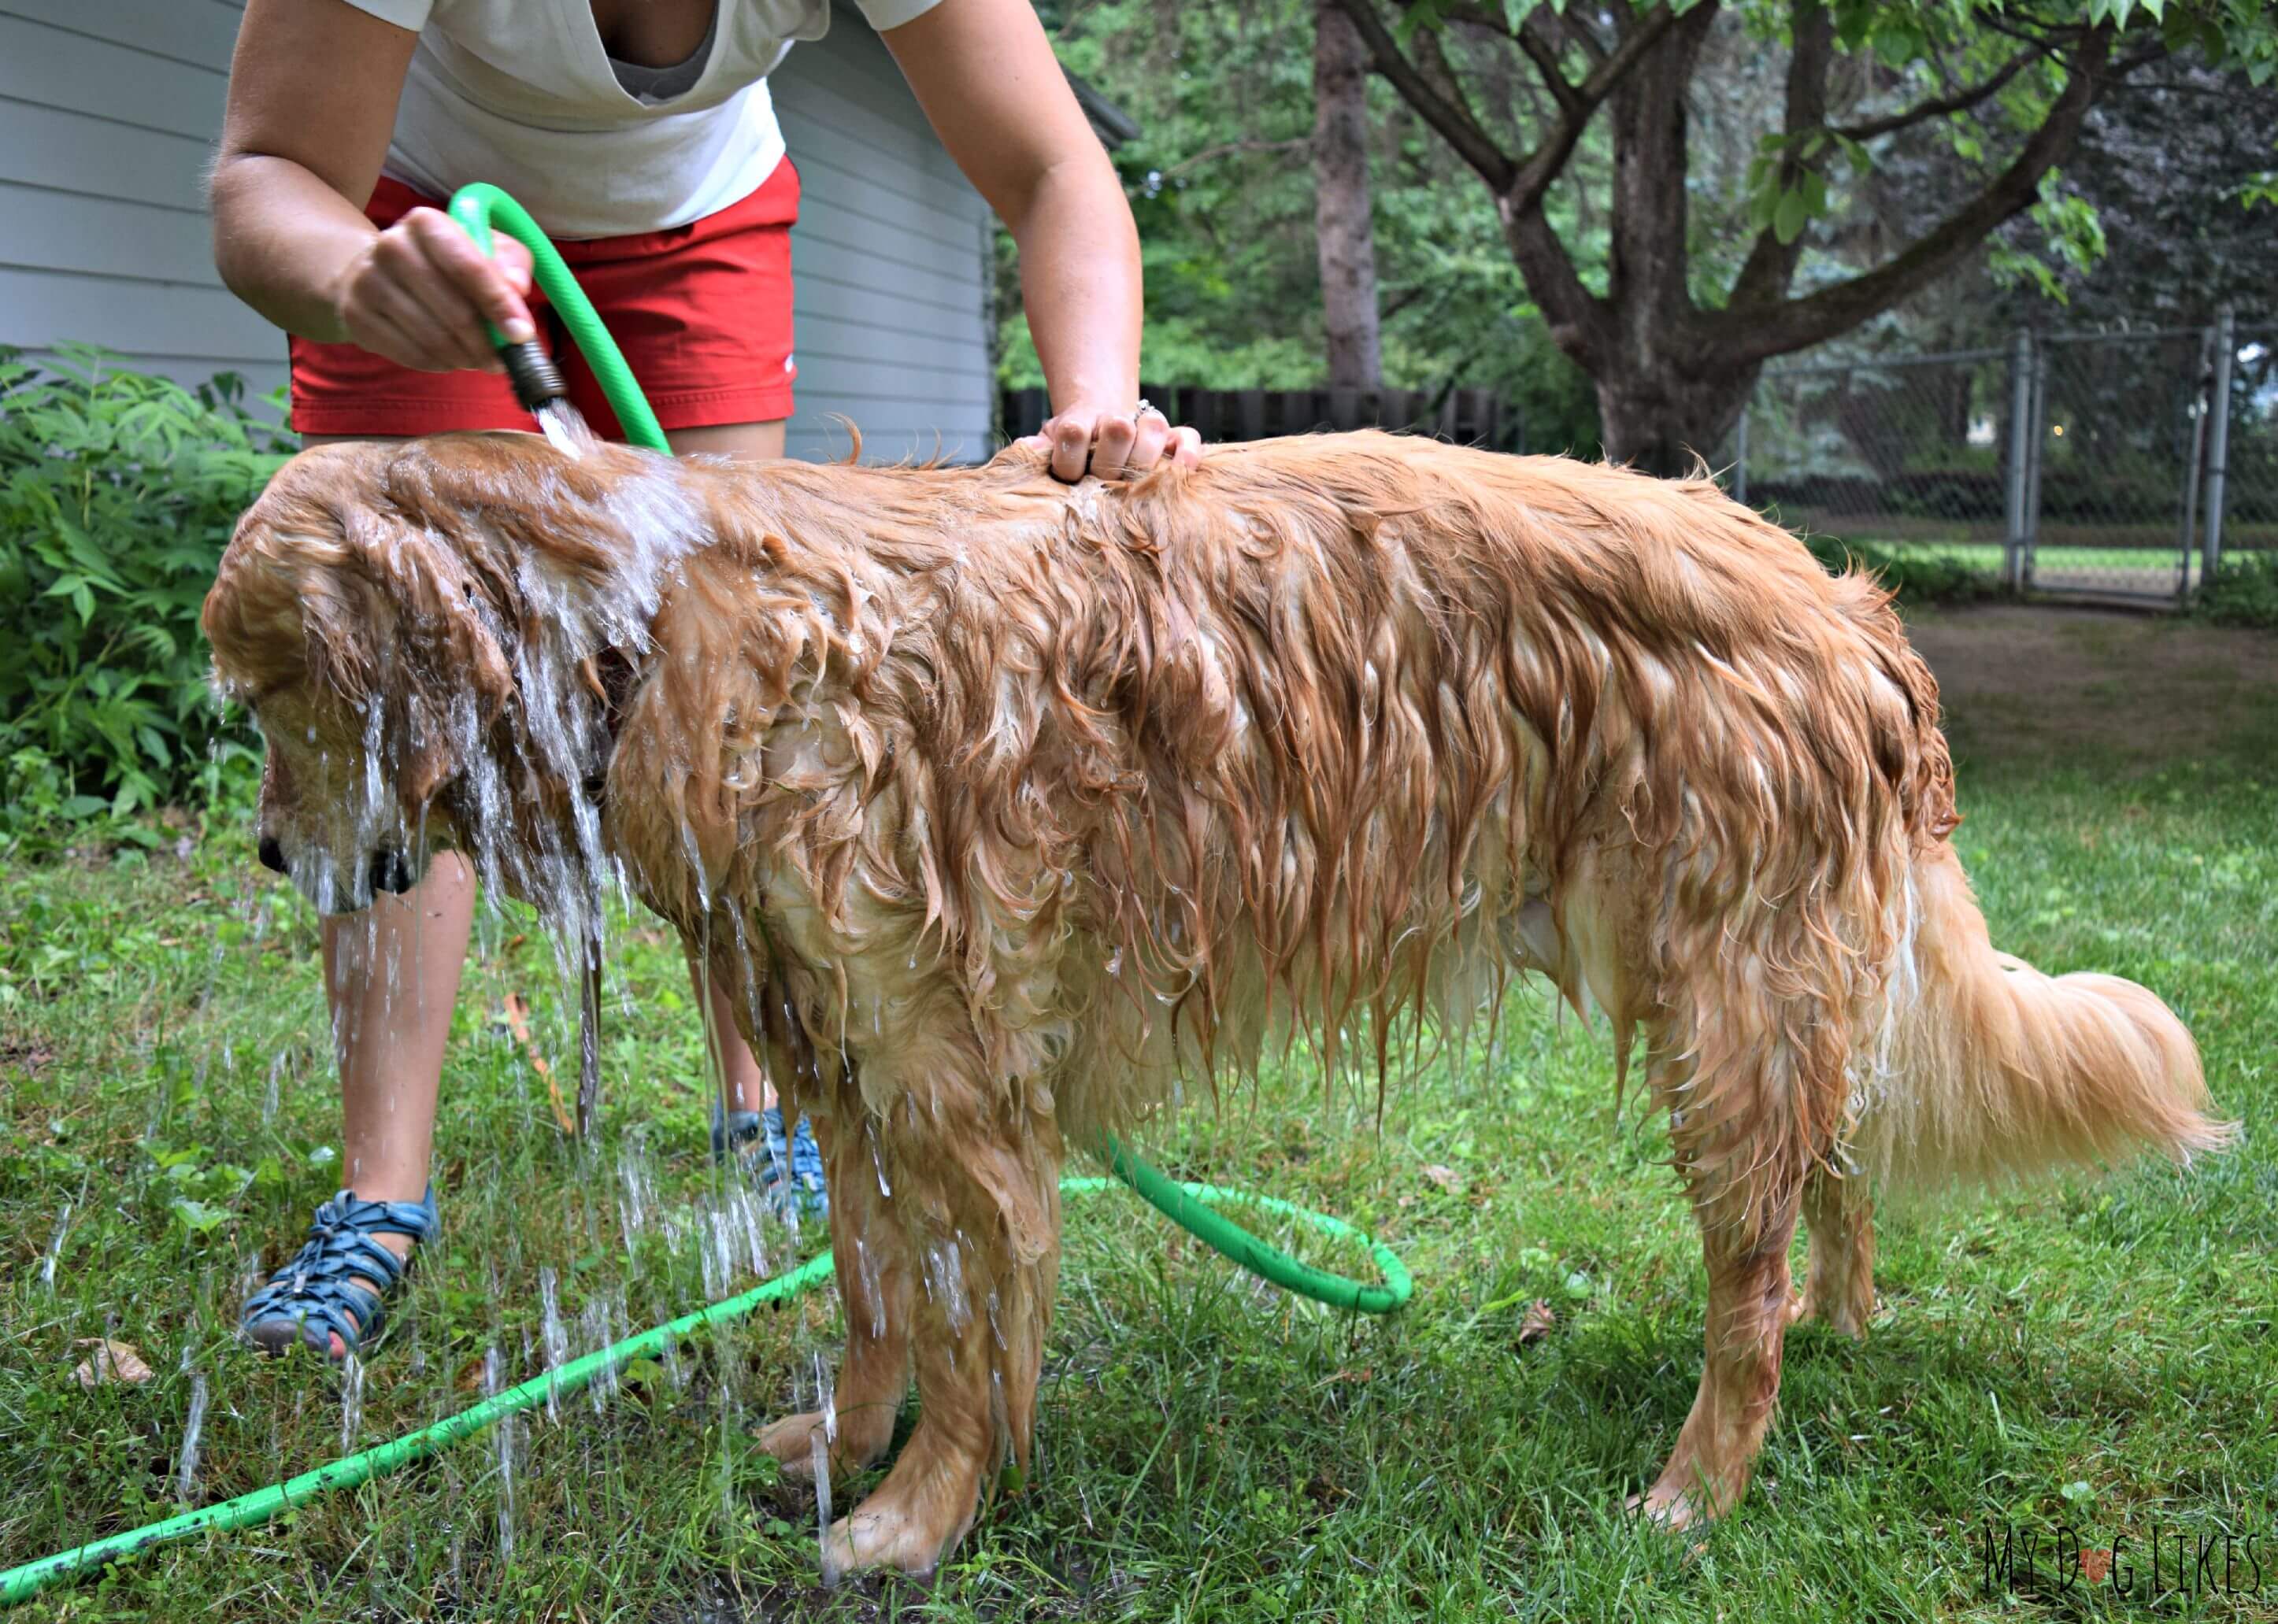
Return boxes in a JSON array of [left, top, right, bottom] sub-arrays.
[[203, 433, 703, 917]]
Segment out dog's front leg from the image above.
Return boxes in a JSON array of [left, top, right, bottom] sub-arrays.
[[757, 1094, 913, 1481], [822, 1078, 1063, 1581]]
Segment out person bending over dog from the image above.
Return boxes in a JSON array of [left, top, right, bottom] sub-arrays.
[[209, 0, 1201, 1363]]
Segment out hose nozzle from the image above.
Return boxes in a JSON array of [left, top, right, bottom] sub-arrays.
[[499, 339, 566, 414]]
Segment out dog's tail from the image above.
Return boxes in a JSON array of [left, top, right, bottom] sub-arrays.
[[1850, 844, 2232, 1194]]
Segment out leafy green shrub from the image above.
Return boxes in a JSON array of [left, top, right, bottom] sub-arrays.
[[1804, 531, 2003, 605], [2192, 551, 2278, 631], [0, 346, 294, 828]]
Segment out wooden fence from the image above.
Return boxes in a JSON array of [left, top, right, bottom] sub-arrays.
[[1000, 384, 1517, 451]]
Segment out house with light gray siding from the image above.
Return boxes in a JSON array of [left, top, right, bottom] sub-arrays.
[[0, 0, 1052, 464]]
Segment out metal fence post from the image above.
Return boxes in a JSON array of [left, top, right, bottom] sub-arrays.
[[2178, 324, 2213, 595], [2022, 342, 2049, 590], [1733, 405, 1750, 505], [2203, 304, 2236, 582], [2003, 329, 2034, 591]]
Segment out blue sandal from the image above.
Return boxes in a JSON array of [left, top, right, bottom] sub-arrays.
[[241, 1187, 438, 1361], [711, 1102, 829, 1219]]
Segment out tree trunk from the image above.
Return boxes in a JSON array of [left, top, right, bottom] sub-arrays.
[[1314, 1, 1382, 389], [1593, 363, 1760, 479]]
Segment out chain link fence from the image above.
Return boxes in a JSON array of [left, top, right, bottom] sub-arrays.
[[1726, 309, 2270, 604]]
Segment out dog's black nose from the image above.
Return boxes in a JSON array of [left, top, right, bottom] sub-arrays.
[[257, 836, 287, 874], [369, 849, 415, 896]]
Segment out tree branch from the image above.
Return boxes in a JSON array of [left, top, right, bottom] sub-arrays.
[[1718, 29, 2133, 365], [1328, 0, 1516, 190], [1827, 42, 2051, 139], [1161, 136, 1313, 179], [1726, 0, 1834, 310], [1440, 2, 1586, 112], [1502, 199, 1610, 364]]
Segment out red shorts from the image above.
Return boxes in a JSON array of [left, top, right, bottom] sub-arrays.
[[288, 160, 800, 440]]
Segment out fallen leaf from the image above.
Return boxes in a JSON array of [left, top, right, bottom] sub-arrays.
[[502, 993, 575, 1134], [2080, 1548, 2113, 1583], [1515, 1299, 1556, 1344], [73, 1339, 153, 1389], [1421, 1163, 1461, 1192]]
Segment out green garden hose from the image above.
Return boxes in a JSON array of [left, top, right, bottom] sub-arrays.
[[0, 187, 1414, 1607], [2, 1150, 1405, 1604], [446, 182, 670, 453]]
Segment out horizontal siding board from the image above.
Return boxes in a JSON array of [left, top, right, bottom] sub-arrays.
[[787, 428, 992, 466], [777, 13, 990, 467], [772, 28, 945, 150], [0, 267, 280, 361], [0, 102, 213, 209], [0, 1, 239, 73], [793, 310, 983, 375], [0, 17, 226, 140], [791, 200, 983, 295], [792, 259, 983, 324], [0, 183, 220, 283], [780, 143, 991, 254]]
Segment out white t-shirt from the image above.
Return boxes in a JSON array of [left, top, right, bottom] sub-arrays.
[[339, 0, 940, 239]]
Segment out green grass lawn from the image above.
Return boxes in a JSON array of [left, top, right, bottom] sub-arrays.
[[4, 615, 2276, 1622]]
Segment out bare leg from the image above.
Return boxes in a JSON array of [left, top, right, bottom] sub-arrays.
[[689, 956, 775, 1114], [298, 850, 474, 1356], [1792, 1168, 1876, 1337], [757, 1100, 913, 1478]]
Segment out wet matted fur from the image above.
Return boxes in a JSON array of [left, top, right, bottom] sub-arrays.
[[204, 430, 2231, 1575]]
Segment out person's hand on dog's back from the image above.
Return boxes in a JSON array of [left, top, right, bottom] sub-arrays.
[[1023, 401, 1203, 483]]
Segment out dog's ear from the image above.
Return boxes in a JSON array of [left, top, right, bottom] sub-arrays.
[[206, 443, 522, 805]]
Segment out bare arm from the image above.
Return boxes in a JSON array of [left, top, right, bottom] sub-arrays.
[[880, 0, 1198, 479], [212, 0, 533, 372]]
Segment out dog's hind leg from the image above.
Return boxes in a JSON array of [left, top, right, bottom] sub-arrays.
[[1790, 1165, 1875, 1338], [1632, 988, 1841, 1529], [757, 1089, 913, 1481]]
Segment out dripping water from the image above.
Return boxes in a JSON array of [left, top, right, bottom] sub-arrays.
[[534, 398, 598, 459], [484, 1346, 516, 1565], [339, 1353, 365, 1451], [39, 1203, 70, 1289], [175, 1371, 209, 1504], [539, 1267, 568, 1420]]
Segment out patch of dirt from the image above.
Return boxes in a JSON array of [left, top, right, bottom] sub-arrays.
[[1903, 605, 2278, 775]]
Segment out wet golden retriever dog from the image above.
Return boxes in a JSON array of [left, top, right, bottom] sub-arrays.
[[204, 430, 2228, 1577]]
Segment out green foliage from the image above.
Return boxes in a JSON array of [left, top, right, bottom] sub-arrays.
[[0, 346, 292, 836], [2192, 549, 2278, 630], [1015, 2, 1605, 452], [1987, 171, 2110, 302]]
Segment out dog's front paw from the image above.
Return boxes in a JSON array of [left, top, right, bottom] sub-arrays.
[[1628, 1482, 1709, 1532], [755, 1404, 894, 1482], [820, 1498, 958, 1585]]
